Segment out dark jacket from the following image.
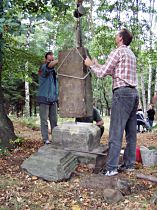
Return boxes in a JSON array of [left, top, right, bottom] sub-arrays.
[[36, 63, 58, 104], [75, 107, 102, 123], [147, 109, 155, 121]]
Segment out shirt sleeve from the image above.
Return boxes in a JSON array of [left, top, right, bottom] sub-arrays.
[[90, 49, 119, 78], [46, 62, 55, 69], [41, 63, 55, 77]]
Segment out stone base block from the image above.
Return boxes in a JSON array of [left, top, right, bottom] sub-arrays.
[[52, 122, 101, 152], [21, 145, 78, 181]]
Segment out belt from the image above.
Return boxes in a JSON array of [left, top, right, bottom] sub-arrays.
[[113, 86, 135, 92]]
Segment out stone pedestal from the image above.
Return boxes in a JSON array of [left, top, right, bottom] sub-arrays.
[[21, 123, 107, 181], [58, 47, 93, 118], [52, 122, 101, 152], [51, 122, 108, 166]]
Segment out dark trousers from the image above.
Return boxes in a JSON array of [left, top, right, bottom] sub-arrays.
[[39, 103, 57, 142]]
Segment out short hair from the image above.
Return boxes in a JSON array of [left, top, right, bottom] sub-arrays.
[[45, 52, 53, 59], [119, 28, 133, 46], [149, 104, 154, 108]]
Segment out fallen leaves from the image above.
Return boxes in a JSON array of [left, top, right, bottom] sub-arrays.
[[71, 204, 81, 210], [1, 122, 157, 209], [31, 176, 38, 181]]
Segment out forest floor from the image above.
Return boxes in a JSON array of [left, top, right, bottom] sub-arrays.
[[1, 120, 157, 210]]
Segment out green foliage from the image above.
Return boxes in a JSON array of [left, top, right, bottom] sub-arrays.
[[148, 146, 157, 150], [58, 116, 74, 124], [0, 140, 10, 156], [14, 116, 40, 130], [1, 0, 157, 118], [152, 123, 157, 132], [3, 33, 41, 77], [9, 138, 24, 146], [0, 176, 20, 190], [12, 115, 75, 128]]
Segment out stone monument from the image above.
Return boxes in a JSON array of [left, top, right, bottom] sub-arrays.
[[58, 47, 93, 118]]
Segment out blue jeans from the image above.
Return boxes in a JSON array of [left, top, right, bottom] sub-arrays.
[[106, 87, 139, 171], [39, 103, 57, 142]]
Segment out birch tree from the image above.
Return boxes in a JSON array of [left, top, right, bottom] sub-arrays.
[[140, 72, 147, 116], [147, 0, 155, 106], [24, 20, 32, 117]]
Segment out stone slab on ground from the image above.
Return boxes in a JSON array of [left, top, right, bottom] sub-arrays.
[[21, 145, 78, 181], [52, 122, 101, 152]]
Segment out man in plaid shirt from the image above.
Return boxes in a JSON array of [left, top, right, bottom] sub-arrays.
[[85, 28, 139, 176]]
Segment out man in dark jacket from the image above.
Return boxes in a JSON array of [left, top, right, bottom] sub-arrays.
[[147, 104, 155, 128], [37, 52, 58, 144]]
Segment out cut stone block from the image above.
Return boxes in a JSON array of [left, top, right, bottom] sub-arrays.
[[21, 146, 78, 181], [52, 122, 101, 152], [58, 47, 93, 118]]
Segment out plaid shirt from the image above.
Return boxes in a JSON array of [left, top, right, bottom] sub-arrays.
[[90, 45, 137, 90]]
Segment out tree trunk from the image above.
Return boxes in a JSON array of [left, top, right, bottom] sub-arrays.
[[137, 74, 142, 107], [0, 63, 17, 148], [147, 0, 155, 105], [75, 17, 82, 47], [24, 20, 32, 117], [154, 68, 157, 94], [147, 62, 152, 106], [152, 68, 157, 109], [0, 1, 17, 147], [102, 84, 110, 116], [75, 1, 83, 47], [24, 73, 30, 117], [140, 72, 147, 117]]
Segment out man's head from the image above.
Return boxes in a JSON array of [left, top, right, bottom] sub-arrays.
[[45, 52, 54, 63], [149, 104, 153, 109], [115, 28, 133, 47]]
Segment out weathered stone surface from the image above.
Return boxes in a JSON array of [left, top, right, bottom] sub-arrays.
[[58, 47, 93, 118], [70, 144, 108, 165], [51, 122, 101, 152], [80, 174, 132, 196], [103, 189, 124, 204], [116, 179, 131, 195], [21, 145, 78, 181]]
